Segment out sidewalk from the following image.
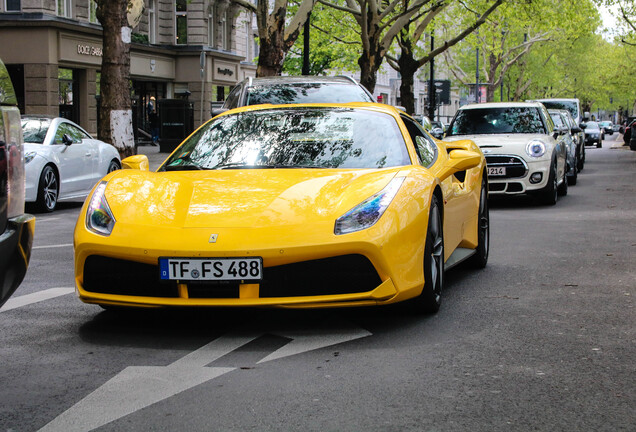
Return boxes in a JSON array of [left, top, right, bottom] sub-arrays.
[[136, 144, 170, 171]]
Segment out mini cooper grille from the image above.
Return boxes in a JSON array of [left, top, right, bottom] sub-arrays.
[[485, 155, 527, 178], [82, 254, 382, 300], [83, 256, 179, 297]]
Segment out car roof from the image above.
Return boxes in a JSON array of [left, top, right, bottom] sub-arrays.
[[534, 98, 580, 102], [244, 76, 362, 86], [459, 101, 544, 110], [219, 101, 405, 118]]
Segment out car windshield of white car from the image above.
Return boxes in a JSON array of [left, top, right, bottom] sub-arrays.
[[161, 108, 410, 171], [447, 107, 546, 136], [21, 118, 51, 144], [245, 84, 373, 105]]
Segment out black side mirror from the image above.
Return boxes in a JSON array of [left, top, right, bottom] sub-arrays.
[[552, 131, 559, 139], [579, 123, 587, 130], [62, 133, 73, 145], [571, 127, 582, 134]]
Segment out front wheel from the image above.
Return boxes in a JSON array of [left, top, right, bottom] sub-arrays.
[[596, 141, 602, 148], [538, 160, 558, 206], [411, 195, 444, 313], [107, 159, 121, 174], [468, 177, 489, 268], [36, 165, 59, 213]]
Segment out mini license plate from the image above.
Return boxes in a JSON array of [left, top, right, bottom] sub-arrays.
[[159, 257, 263, 282], [487, 167, 506, 176]]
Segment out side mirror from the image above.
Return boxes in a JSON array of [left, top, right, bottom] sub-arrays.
[[552, 131, 559, 140], [211, 107, 228, 117], [443, 149, 482, 177], [579, 123, 587, 130], [62, 133, 73, 145], [121, 154, 150, 171], [571, 126, 582, 134]]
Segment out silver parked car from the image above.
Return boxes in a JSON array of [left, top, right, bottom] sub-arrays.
[[21, 116, 121, 212], [548, 109, 578, 185]]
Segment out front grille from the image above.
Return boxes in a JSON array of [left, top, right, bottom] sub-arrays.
[[83, 254, 382, 300], [259, 254, 382, 298], [486, 155, 528, 178], [83, 256, 179, 297]]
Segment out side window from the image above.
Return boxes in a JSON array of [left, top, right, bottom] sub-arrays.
[[224, 85, 242, 109], [68, 124, 89, 142], [401, 116, 438, 168], [54, 123, 72, 144]]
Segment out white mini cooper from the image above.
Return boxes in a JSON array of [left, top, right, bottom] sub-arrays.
[[444, 102, 567, 205]]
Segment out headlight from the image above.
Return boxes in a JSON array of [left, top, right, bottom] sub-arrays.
[[334, 177, 405, 235], [85, 181, 116, 236], [24, 151, 36, 164], [526, 140, 546, 158]]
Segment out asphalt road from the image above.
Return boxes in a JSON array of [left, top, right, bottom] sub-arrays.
[[1, 135, 634, 432]]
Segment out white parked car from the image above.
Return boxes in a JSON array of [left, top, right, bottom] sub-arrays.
[[444, 102, 568, 205], [21, 116, 121, 212]]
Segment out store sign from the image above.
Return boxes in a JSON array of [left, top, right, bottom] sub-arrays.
[[217, 68, 233, 77], [213, 60, 238, 83], [77, 44, 102, 57]]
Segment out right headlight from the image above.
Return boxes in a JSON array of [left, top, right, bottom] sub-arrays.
[[526, 140, 546, 158], [85, 181, 116, 236]]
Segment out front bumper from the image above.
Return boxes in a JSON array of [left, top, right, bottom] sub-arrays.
[[0, 214, 35, 307], [485, 154, 551, 195], [585, 135, 600, 145]]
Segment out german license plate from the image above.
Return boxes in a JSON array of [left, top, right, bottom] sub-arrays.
[[159, 257, 263, 282], [488, 167, 506, 176]]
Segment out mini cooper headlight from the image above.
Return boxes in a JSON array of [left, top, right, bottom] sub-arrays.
[[526, 140, 546, 158], [334, 177, 405, 235], [86, 181, 116, 236]]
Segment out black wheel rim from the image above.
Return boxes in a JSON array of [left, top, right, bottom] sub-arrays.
[[43, 168, 58, 210], [429, 204, 444, 303]]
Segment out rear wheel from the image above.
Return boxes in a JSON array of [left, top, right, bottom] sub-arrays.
[[36, 165, 59, 213], [107, 159, 121, 174], [596, 141, 602, 148], [468, 177, 489, 268], [412, 195, 444, 313]]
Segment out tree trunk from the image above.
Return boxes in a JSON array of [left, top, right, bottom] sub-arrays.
[[96, 0, 134, 158], [257, 33, 286, 76], [397, 47, 419, 115]]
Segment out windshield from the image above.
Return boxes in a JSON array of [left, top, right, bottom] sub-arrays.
[[161, 108, 410, 171], [21, 118, 51, 144], [539, 101, 579, 120], [245, 83, 373, 105], [585, 121, 600, 131], [447, 107, 546, 136]]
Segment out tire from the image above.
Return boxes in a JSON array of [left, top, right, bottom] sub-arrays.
[[557, 166, 568, 196], [468, 177, 489, 269], [107, 159, 121, 174], [538, 160, 558, 206], [567, 170, 577, 186], [596, 141, 602, 148], [36, 165, 59, 213], [412, 194, 444, 313]]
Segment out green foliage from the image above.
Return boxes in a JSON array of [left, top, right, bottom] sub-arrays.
[[282, 3, 361, 75]]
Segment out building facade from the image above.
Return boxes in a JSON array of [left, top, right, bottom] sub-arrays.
[[0, 0, 257, 138]]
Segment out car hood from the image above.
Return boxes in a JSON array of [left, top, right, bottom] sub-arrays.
[[444, 133, 553, 155], [102, 168, 401, 228]]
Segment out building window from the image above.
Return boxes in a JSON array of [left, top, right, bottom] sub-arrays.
[[221, 11, 228, 50], [148, 0, 156, 44], [208, 8, 214, 47], [89, 0, 97, 23], [57, 0, 72, 17], [175, 0, 187, 45], [5, 0, 20, 11]]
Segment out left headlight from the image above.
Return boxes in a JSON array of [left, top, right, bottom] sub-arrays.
[[526, 139, 546, 158], [85, 181, 116, 236], [334, 177, 405, 235]]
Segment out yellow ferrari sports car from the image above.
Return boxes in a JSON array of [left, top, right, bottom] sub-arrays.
[[74, 103, 488, 313]]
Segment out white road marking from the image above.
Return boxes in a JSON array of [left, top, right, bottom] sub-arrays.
[[35, 217, 60, 222], [261, 322, 372, 363], [33, 244, 73, 250], [38, 322, 372, 431], [0, 287, 74, 312]]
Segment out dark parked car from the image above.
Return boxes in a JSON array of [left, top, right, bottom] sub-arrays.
[[0, 58, 35, 308], [212, 76, 374, 116], [599, 121, 614, 135], [583, 121, 603, 148]]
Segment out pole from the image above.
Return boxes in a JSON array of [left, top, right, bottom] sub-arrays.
[[199, 51, 205, 126], [428, 33, 435, 119], [475, 47, 480, 104], [302, 13, 311, 76]]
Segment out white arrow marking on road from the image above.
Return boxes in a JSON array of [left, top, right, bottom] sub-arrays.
[[38, 333, 259, 432], [37, 321, 372, 431], [0, 287, 74, 313], [260, 322, 372, 363], [33, 243, 73, 250]]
